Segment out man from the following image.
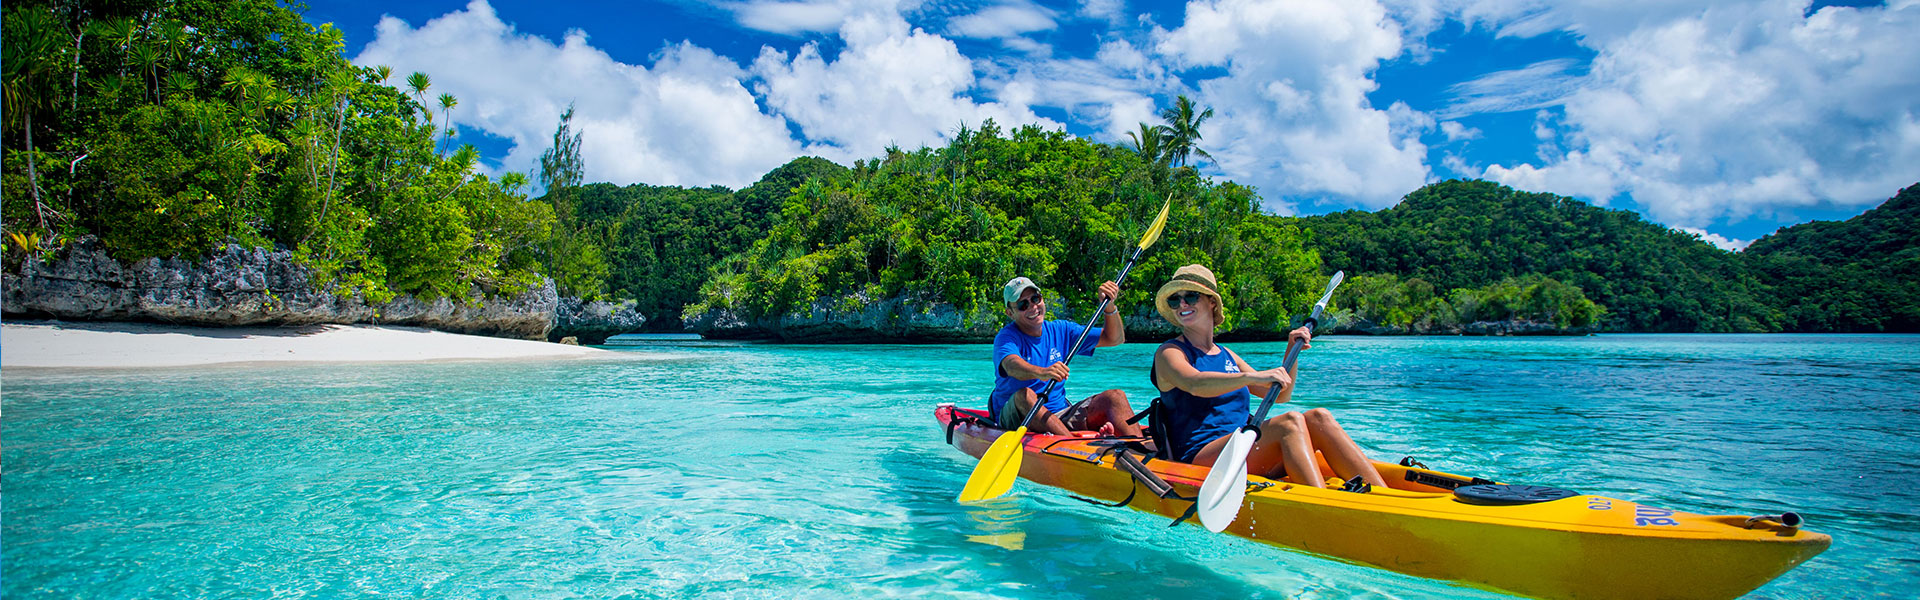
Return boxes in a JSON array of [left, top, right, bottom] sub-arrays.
[[989, 276, 1143, 437]]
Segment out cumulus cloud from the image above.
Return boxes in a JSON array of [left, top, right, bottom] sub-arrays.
[[1439, 120, 1481, 142], [1156, 0, 1432, 211], [974, 39, 1180, 143], [1465, 1, 1920, 227], [353, 0, 805, 189], [750, 11, 1058, 158], [351, 0, 1071, 190]]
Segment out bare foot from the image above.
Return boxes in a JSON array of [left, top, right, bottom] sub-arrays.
[[1097, 422, 1116, 437]]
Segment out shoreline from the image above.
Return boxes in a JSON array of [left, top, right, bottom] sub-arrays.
[[2, 321, 607, 369]]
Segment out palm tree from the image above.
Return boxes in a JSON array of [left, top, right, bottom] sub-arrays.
[[1159, 94, 1215, 168], [1126, 122, 1171, 167], [406, 71, 432, 125], [437, 92, 458, 154]]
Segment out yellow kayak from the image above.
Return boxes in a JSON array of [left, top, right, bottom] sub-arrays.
[[939, 405, 1829, 600]]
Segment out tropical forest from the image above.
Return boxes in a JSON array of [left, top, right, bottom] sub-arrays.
[[5, 0, 1916, 338]]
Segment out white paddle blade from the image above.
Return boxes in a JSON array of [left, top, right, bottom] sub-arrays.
[[1196, 429, 1259, 532]]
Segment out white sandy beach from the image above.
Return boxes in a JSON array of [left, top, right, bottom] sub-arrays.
[[1, 321, 607, 368]]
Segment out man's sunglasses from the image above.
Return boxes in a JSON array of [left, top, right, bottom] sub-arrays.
[[1013, 295, 1044, 311], [1166, 291, 1206, 309]]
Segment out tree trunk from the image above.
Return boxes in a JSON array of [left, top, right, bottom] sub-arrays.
[[26, 109, 48, 231]]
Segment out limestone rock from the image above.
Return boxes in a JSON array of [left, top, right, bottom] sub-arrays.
[[4, 238, 557, 340], [550, 297, 646, 345]]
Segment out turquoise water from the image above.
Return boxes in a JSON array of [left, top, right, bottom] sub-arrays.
[[5, 335, 1917, 598]]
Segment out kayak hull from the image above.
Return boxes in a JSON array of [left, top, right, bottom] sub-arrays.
[[938, 405, 1828, 600]]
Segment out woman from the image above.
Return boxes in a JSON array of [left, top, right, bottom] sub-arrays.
[[1148, 264, 1386, 488]]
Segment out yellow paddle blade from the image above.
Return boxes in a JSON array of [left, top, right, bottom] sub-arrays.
[[958, 426, 1028, 502], [1138, 197, 1172, 251]]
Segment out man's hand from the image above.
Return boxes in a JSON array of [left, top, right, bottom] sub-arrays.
[[1043, 362, 1071, 382], [1096, 280, 1120, 304]]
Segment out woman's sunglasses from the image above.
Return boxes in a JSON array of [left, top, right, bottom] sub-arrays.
[[1013, 295, 1044, 311], [1166, 291, 1206, 309]]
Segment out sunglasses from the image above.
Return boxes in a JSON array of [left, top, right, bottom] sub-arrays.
[[1166, 291, 1206, 309], [1013, 295, 1045, 312]]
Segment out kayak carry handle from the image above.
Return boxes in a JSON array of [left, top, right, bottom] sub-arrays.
[[1745, 512, 1804, 529]]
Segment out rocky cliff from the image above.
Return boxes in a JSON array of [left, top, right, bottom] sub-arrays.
[[3, 239, 641, 341], [685, 293, 1005, 342], [1323, 314, 1595, 336], [551, 298, 647, 345], [683, 293, 1592, 342]]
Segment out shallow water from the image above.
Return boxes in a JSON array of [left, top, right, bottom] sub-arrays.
[[5, 334, 1917, 598]]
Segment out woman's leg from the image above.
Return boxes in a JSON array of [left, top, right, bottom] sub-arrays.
[[1302, 407, 1386, 486], [1245, 412, 1328, 487]]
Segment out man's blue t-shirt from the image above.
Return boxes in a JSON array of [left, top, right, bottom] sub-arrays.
[[989, 320, 1101, 420]]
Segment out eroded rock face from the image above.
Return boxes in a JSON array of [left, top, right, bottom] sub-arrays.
[[685, 293, 1008, 342], [551, 298, 646, 345], [1327, 315, 1594, 336], [4, 238, 558, 340], [685, 293, 1188, 343]]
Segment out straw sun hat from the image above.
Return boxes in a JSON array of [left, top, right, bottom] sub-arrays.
[[1154, 264, 1226, 328]]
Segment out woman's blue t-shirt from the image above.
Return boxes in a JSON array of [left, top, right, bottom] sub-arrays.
[[989, 320, 1100, 420], [1152, 337, 1251, 463]]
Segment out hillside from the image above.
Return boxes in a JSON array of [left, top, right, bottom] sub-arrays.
[[1744, 184, 1920, 332], [1297, 180, 1778, 332]]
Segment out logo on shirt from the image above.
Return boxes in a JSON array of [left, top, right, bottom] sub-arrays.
[[1225, 360, 1240, 373], [1049, 349, 1063, 362]]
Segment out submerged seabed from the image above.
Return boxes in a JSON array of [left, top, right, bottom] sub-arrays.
[[5, 334, 1916, 598]]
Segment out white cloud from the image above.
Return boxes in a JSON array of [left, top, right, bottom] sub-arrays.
[[725, 0, 861, 35], [1439, 120, 1480, 142], [947, 3, 1058, 39], [1459, 1, 1920, 227], [1078, 0, 1127, 23], [977, 39, 1178, 143], [352, 0, 804, 189], [1156, 0, 1431, 210], [750, 12, 1058, 158], [1440, 57, 1583, 119], [1675, 226, 1750, 252]]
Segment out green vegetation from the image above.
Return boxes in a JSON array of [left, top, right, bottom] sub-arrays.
[[1299, 180, 1776, 332], [558, 157, 846, 328], [1744, 184, 1920, 332], [683, 121, 1326, 332], [1333, 273, 1606, 332], [3, 0, 558, 301]]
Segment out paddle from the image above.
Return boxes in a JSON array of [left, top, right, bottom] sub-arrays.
[[957, 198, 1172, 503], [1194, 270, 1345, 532]]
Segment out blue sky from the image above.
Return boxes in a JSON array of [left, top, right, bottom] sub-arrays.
[[294, 0, 1918, 250]]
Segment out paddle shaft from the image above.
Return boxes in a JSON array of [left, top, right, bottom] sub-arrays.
[[1245, 317, 1321, 428], [1014, 244, 1148, 431]]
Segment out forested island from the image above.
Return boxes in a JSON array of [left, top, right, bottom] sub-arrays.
[[5, 0, 1916, 342]]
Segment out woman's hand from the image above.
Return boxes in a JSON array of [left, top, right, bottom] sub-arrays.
[[1249, 367, 1293, 390], [1289, 326, 1312, 349]]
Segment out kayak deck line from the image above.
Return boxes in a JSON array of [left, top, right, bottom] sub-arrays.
[[938, 404, 1829, 600]]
